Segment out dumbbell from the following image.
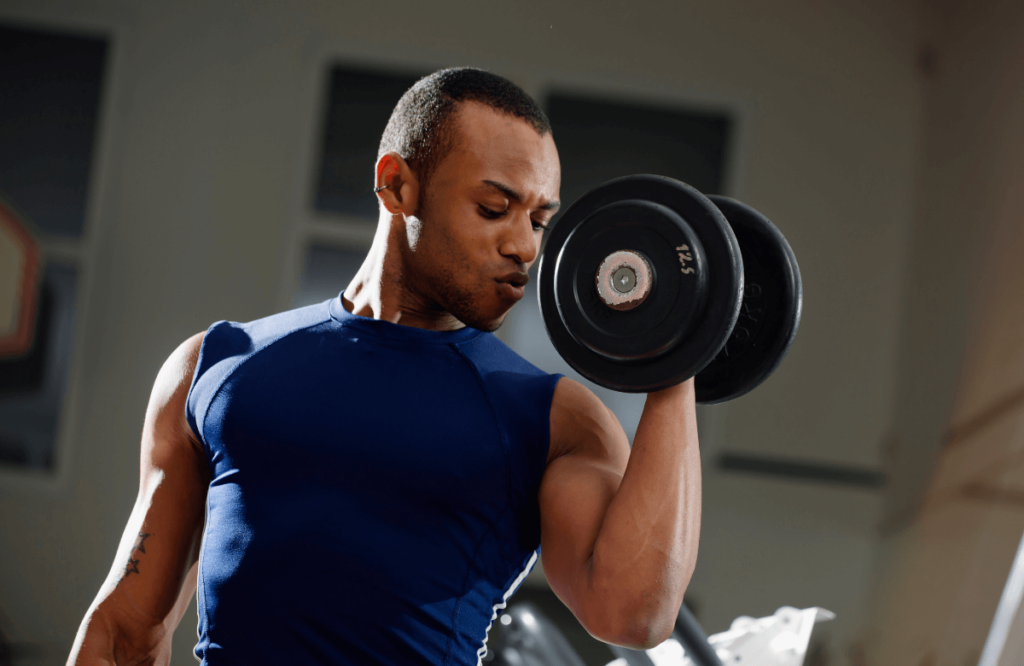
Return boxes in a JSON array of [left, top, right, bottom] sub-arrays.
[[537, 175, 802, 403]]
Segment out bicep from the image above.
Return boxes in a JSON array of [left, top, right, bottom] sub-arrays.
[[538, 379, 630, 623], [95, 332, 211, 633]]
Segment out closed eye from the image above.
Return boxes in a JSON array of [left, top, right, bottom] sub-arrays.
[[478, 205, 506, 220]]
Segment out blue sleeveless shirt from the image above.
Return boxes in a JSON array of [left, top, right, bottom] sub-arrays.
[[185, 294, 562, 665]]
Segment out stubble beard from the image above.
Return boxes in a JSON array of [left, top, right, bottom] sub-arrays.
[[433, 268, 503, 332], [415, 190, 507, 333]]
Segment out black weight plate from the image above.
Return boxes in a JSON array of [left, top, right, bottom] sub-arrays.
[[695, 196, 802, 404], [539, 175, 743, 393], [554, 200, 709, 361]]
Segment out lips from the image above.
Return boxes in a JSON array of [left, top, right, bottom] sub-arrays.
[[496, 271, 530, 289], [495, 271, 530, 301]]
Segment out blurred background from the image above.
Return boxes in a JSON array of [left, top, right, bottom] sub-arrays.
[[1, 0, 1023, 664]]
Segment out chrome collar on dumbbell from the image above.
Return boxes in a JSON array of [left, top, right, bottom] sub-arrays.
[[595, 250, 653, 311]]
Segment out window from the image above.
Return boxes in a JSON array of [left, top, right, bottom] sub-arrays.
[[0, 23, 109, 472], [292, 244, 365, 309], [313, 66, 424, 219], [547, 92, 731, 206]]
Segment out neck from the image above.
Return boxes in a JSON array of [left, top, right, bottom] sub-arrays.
[[341, 215, 466, 331]]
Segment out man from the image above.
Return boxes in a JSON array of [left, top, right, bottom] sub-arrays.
[[67, 68, 701, 665]]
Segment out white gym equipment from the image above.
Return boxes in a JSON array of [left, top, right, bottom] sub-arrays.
[[607, 606, 835, 666]]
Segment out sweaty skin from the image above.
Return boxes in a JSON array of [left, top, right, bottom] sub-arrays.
[[67, 101, 700, 662]]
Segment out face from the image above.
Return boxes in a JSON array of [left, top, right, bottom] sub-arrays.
[[404, 102, 562, 331]]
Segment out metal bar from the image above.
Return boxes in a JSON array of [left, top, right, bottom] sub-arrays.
[[979, 527, 1024, 666], [673, 603, 725, 666]]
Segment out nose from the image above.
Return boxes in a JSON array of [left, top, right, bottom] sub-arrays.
[[499, 212, 540, 266]]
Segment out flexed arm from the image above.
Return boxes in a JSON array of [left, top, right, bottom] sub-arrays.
[[539, 378, 701, 650], [68, 332, 211, 665]]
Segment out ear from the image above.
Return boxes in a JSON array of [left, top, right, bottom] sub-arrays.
[[375, 152, 419, 215]]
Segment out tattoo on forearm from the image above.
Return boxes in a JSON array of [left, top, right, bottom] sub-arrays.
[[118, 532, 151, 583]]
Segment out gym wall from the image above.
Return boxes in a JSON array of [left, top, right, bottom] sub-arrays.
[[0, 0, 981, 664], [862, 1, 1024, 663]]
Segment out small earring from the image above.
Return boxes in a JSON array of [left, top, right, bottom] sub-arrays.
[[373, 184, 390, 193]]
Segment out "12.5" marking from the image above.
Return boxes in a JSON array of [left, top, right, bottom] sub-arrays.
[[676, 245, 695, 274]]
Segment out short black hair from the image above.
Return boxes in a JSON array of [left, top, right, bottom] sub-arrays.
[[378, 68, 551, 187]]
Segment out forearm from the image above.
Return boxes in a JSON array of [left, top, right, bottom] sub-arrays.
[[67, 603, 168, 666], [68, 609, 117, 666], [586, 379, 701, 645], [68, 556, 199, 666]]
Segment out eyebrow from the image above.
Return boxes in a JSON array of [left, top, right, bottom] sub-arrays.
[[482, 179, 560, 211]]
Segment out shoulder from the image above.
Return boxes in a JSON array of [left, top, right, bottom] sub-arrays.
[[183, 300, 334, 440], [456, 333, 562, 405], [194, 300, 334, 372], [456, 332, 554, 379], [216, 300, 334, 351], [166, 330, 207, 394], [149, 331, 208, 451], [548, 377, 630, 467]]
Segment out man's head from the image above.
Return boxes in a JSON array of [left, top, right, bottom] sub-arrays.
[[378, 68, 552, 190], [374, 69, 561, 332]]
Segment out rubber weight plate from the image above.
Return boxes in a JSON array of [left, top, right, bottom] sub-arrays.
[[555, 199, 710, 361], [695, 196, 802, 404], [538, 175, 743, 393]]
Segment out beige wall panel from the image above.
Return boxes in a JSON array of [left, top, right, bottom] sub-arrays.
[[929, 409, 1024, 498], [954, 208, 1024, 424], [883, 0, 1024, 526], [867, 2, 1024, 661], [945, 10, 1024, 426], [871, 498, 1024, 665]]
